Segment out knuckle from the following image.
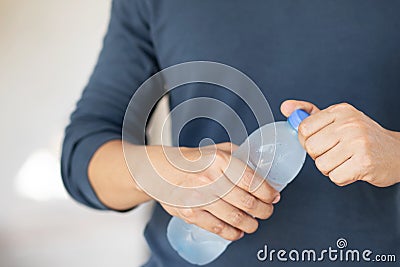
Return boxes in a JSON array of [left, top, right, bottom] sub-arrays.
[[211, 222, 225, 235], [354, 121, 369, 134], [348, 122, 369, 138], [340, 102, 353, 109], [331, 102, 353, 112], [340, 119, 357, 131], [358, 135, 372, 149], [328, 103, 341, 112], [329, 103, 357, 117], [241, 170, 255, 189], [358, 135, 369, 144], [179, 208, 196, 223], [298, 122, 309, 137], [242, 194, 257, 210], [360, 154, 373, 174], [363, 155, 373, 169], [346, 117, 361, 127], [230, 210, 245, 225]]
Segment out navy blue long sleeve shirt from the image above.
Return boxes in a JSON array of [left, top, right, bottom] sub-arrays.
[[62, 1, 399, 266]]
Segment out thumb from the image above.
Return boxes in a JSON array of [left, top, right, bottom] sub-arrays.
[[280, 99, 320, 118]]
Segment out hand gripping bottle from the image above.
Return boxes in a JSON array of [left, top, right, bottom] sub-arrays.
[[167, 110, 310, 265]]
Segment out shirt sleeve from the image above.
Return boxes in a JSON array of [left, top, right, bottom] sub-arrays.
[[61, 0, 159, 209]]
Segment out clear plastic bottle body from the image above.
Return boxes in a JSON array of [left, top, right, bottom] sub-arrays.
[[167, 216, 232, 265], [234, 121, 306, 191], [167, 120, 306, 265]]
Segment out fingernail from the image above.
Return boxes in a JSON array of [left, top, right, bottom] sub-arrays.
[[272, 194, 281, 204], [240, 232, 245, 239]]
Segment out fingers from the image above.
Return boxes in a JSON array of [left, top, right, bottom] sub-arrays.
[[304, 122, 340, 159], [298, 109, 336, 147], [177, 208, 244, 241], [221, 185, 274, 219], [280, 100, 331, 148], [280, 99, 320, 118], [204, 200, 259, 235], [249, 177, 281, 204], [296, 103, 360, 150], [223, 159, 280, 204], [328, 156, 359, 186], [290, 102, 382, 187], [315, 142, 353, 176]]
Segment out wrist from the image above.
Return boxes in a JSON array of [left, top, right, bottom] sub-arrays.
[[89, 141, 153, 211], [387, 130, 400, 184]]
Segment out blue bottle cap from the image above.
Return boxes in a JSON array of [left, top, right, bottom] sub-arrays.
[[288, 109, 310, 131]]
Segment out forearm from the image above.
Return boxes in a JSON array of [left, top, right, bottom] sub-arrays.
[[88, 140, 152, 211]]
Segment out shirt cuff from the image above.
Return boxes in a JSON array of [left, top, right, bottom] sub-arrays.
[[68, 132, 121, 210]]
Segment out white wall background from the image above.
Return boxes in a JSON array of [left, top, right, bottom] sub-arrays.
[[0, 1, 168, 266]]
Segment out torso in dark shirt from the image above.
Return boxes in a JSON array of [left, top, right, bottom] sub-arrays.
[[62, 1, 400, 266], [142, 1, 400, 266]]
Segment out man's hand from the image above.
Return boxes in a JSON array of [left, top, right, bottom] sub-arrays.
[[146, 143, 280, 241], [90, 140, 280, 241], [281, 100, 400, 187]]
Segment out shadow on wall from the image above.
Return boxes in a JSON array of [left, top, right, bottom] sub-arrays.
[[0, 1, 171, 266]]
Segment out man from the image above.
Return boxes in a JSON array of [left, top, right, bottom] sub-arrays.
[[62, 1, 399, 266]]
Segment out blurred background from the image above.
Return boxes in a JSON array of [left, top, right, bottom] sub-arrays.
[[0, 1, 170, 266]]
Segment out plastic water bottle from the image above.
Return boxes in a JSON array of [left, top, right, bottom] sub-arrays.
[[167, 110, 310, 265]]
